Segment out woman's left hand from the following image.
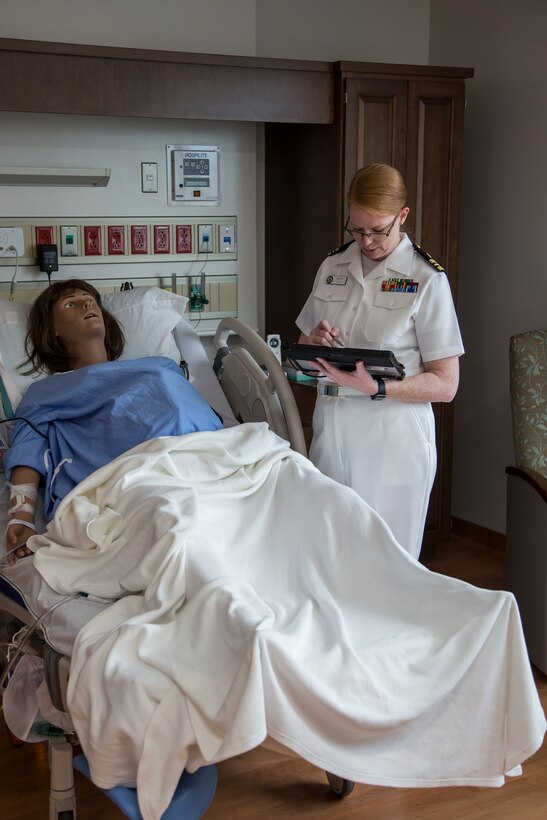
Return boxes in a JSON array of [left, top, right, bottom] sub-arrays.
[[315, 358, 380, 397], [5, 523, 36, 566]]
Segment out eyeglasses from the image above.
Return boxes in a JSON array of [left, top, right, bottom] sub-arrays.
[[344, 214, 399, 241]]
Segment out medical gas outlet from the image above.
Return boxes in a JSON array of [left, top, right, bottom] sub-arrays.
[[190, 285, 209, 312]]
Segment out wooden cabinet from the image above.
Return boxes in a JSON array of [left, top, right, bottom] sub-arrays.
[[265, 62, 472, 550]]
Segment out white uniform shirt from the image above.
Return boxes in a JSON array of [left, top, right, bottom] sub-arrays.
[[296, 234, 464, 377]]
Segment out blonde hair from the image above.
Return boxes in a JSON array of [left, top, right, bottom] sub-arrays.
[[348, 163, 407, 216]]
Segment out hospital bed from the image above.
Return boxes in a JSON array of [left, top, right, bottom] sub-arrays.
[[0, 286, 352, 818]]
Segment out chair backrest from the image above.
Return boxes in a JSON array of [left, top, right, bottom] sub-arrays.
[[509, 328, 547, 477]]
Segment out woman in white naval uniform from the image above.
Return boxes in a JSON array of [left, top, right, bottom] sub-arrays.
[[296, 164, 464, 559]]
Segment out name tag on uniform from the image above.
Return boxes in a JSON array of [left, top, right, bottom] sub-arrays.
[[381, 278, 419, 293], [325, 274, 348, 286]]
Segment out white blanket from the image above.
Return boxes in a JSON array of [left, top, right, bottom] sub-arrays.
[[31, 423, 546, 820]]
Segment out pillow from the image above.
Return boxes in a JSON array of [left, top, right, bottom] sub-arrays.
[[102, 287, 188, 363], [0, 286, 189, 412]]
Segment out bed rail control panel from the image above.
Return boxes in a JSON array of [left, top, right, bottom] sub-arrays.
[[0, 216, 237, 265]]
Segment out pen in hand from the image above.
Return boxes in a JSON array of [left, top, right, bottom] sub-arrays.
[[333, 336, 345, 347]]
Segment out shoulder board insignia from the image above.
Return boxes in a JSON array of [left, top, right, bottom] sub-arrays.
[[412, 243, 446, 273], [327, 239, 354, 257]]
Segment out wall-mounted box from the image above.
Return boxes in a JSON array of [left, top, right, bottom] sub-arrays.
[[167, 145, 220, 205]]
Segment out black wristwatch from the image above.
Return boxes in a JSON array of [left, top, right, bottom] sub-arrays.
[[370, 377, 386, 401]]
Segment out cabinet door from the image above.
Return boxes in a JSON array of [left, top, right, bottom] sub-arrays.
[[405, 80, 466, 290], [405, 80, 466, 545], [343, 77, 408, 205]]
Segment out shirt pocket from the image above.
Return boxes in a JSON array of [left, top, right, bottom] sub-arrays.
[[364, 291, 418, 343], [314, 282, 350, 303]]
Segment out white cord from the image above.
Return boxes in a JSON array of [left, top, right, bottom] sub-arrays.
[[0, 591, 81, 694], [8, 246, 20, 301]]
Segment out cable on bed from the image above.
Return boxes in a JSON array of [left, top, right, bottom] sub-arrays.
[[0, 587, 82, 696]]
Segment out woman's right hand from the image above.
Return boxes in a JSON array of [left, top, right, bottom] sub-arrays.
[[300, 320, 342, 347], [5, 522, 36, 566]]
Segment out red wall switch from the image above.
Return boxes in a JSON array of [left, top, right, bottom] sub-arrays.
[[130, 225, 148, 254], [83, 226, 102, 256], [153, 224, 170, 254], [107, 225, 126, 255], [35, 226, 55, 247], [175, 224, 192, 253]]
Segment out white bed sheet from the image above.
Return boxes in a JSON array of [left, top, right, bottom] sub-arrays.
[[27, 425, 546, 820]]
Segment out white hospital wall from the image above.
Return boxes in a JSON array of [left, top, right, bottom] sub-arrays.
[[0, 112, 258, 332], [429, 0, 547, 535]]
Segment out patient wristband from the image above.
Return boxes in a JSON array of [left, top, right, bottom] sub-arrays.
[[7, 482, 38, 516]]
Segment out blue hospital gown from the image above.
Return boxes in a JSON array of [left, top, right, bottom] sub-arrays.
[[4, 356, 223, 520]]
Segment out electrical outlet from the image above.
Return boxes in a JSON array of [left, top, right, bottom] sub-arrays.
[[153, 225, 170, 254], [0, 226, 25, 256], [198, 224, 213, 253], [107, 225, 126, 255], [175, 224, 192, 253], [218, 223, 236, 253], [130, 225, 148, 254], [83, 226, 102, 256], [35, 225, 55, 248]]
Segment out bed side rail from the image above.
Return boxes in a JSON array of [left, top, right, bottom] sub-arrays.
[[213, 318, 307, 456]]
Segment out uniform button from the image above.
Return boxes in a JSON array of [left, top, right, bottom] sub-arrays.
[[352, 306, 357, 311]]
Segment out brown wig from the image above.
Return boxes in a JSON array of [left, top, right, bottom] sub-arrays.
[[22, 279, 125, 374]]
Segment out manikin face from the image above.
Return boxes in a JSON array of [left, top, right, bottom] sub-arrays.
[[346, 205, 409, 261], [52, 288, 106, 349]]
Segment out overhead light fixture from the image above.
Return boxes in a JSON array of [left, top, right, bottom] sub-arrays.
[[0, 166, 111, 187]]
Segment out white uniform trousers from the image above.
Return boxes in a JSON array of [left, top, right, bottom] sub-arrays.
[[309, 394, 436, 559]]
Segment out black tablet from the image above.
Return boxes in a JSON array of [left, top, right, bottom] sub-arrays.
[[283, 343, 406, 380]]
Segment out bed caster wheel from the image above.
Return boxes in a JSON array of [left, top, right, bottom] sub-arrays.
[[326, 771, 355, 798]]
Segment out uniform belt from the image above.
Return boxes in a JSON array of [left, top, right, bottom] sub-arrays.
[[317, 383, 363, 398]]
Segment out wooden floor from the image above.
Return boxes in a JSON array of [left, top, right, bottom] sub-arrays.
[[2, 536, 546, 819]]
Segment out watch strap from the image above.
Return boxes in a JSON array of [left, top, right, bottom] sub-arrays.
[[370, 377, 386, 401]]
